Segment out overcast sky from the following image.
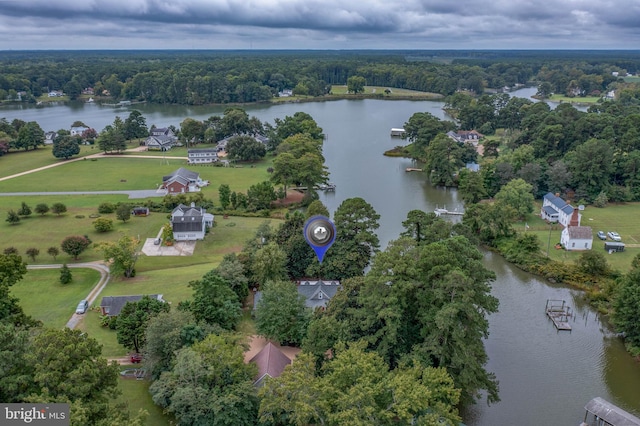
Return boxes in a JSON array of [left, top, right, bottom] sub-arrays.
[[0, 0, 639, 50]]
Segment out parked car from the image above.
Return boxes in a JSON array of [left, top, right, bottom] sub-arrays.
[[607, 231, 622, 241], [75, 300, 89, 314], [597, 231, 607, 240], [130, 353, 143, 363]]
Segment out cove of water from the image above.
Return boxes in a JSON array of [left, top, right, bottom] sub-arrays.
[[1, 96, 638, 425]]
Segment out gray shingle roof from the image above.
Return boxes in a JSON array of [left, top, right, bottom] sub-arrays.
[[100, 294, 163, 316], [162, 168, 199, 183], [568, 226, 592, 239]]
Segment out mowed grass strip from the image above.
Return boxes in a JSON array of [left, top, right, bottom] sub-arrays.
[[11, 268, 100, 329]]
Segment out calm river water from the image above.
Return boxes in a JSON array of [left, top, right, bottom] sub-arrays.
[[1, 95, 639, 425]]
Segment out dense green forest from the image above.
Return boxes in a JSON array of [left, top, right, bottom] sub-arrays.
[[1, 50, 640, 104]]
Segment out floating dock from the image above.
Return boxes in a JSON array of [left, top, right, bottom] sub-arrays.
[[405, 168, 423, 172], [545, 299, 572, 331], [434, 207, 464, 216], [390, 128, 405, 137]]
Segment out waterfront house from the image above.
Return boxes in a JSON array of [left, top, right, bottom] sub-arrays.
[[70, 126, 89, 136], [161, 168, 208, 193], [560, 210, 593, 251], [188, 148, 219, 164], [253, 280, 342, 312], [541, 192, 580, 227]]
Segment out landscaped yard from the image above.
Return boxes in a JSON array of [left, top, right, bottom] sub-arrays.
[[10, 267, 100, 328]]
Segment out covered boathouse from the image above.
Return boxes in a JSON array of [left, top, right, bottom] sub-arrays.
[[580, 397, 640, 426]]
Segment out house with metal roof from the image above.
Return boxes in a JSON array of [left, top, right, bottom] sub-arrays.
[[249, 342, 292, 387], [170, 203, 214, 241], [541, 192, 580, 227]]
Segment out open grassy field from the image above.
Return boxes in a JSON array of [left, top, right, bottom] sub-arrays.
[[329, 85, 443, 98], [0, 154, 273, 196], [547, 94, 601, 104], [518, 202, 640, 272], [623, 76, 640, 83], [10, 268, 100, 328], [0, 145, 98, 179]]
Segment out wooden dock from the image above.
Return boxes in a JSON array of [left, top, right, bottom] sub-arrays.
[[545, 299, 572, 331], [405, 168, 423, 172]]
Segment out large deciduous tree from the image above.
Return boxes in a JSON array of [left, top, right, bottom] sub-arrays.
[[613, 261, 640, 355], [304, 224, 499, 405], [226, 135, 266, 162], [255, 280, 311, 346], [97, 235, 138, 278], [184, 271, 241, 330], [259, 345, 462, 426], [149, 333, 258, 426], [116, 295, 170, 353], [60, 235, 91, 260], [0, 253, 35, 328], [52, 133, 80, 159], [494, 178, 534, 220], [346, 75, 366, 94], [15, 121, 44, 151]]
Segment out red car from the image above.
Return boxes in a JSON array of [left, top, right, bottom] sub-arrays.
[[130, 353, 143, 363]]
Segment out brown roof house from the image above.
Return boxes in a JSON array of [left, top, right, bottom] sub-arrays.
[[249, 342, 293, 387], [100, 294, 164, 317], [560, 209, 593, 251]]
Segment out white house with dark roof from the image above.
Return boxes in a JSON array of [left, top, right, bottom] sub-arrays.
[[541, 192, 580, 227], [560, 209, 593, 251], [188, 148, 219, 164], [447, 130, 483, 145], [171, 203, 214, 241]]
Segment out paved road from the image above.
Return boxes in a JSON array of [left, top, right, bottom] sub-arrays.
[[27, 261, 111, 329]]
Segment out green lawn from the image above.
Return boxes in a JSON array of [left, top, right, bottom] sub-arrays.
[[0, 154, 273, 196], [117, 372, 172, 426], [518, 202, 640, 272], [0, 145, 97, 179], [11, 268, 100, 328], [547, 94, 601, 104], [330, 85, 442, 98]]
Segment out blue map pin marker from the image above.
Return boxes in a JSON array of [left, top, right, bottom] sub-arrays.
[[304, 215, 336, 263]]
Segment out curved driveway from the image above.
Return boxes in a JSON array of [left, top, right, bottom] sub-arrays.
[[27, 262, 111, 329]]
